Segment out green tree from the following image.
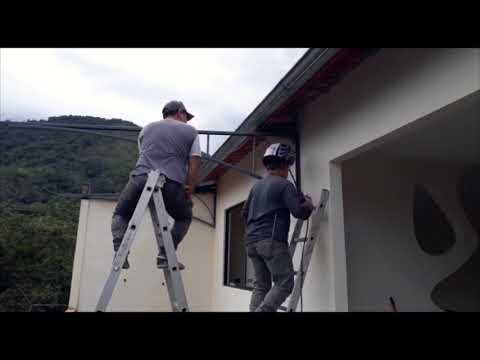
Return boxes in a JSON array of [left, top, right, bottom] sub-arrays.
[[0, 115, 138, 311]]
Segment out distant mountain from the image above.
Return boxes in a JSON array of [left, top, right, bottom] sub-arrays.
[[0, 115, 139, 311], [41, 115, 139, 127]]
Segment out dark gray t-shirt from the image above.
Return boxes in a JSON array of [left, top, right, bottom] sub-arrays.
[[131, 118, 201, 184], [242, 175, 313, 244]]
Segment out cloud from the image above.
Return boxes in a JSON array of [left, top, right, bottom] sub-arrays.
[[1, 48, 307, 151]]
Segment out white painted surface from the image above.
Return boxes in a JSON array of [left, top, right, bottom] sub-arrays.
[[298, 48, 479, 311], [342, 153, 478, 311], [70, 48, 480, 312], [68, 199, 90, 311], [209, 48, 479, 311], [68, 194, 214, 312]]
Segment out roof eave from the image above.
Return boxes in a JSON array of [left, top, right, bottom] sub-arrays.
[[199, 48, 341, 182]]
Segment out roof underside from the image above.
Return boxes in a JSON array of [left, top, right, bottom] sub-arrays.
[[202, 48, 379, 183]]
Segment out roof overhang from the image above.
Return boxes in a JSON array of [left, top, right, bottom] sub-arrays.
[[200, 48, 379, 183]]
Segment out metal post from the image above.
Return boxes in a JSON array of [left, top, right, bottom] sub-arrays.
[[201, 152, 262, 180], [295, 133, 302, 193], [206, 134, 210, 156], [251, 137, 256, 175]]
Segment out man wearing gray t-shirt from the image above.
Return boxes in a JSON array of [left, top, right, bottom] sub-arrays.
[[111, 100, 201, 270]]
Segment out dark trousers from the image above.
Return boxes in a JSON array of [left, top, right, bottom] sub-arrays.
[[246, 239, 294, 312], [111, 173, 193, 252]]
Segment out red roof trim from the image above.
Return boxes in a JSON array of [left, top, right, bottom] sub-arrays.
[[205, 48, 376, 182]]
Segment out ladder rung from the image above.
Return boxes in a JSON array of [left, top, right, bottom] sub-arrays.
[[283, 189, 329, 313]]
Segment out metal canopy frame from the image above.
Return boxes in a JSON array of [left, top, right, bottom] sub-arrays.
[[2, 121, 301, 228], [2, 121, 297, 182]]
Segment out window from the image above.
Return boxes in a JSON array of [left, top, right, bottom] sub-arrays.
[[224, 201, 254, 290]]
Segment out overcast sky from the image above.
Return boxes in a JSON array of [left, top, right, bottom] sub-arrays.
[[0, 48, 307, 151]]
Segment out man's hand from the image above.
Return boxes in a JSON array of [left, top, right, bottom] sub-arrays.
[[303, 194, 315, 211], [186, 156, 200, 198]]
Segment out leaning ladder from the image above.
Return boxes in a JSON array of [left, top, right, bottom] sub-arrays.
[[95, 170, 189, 312], [279, 189, 330, 312]]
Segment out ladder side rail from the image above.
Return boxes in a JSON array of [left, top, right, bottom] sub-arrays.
[[288, 218, 305, 258], [150, 178, 189, 312], [286, 189, 330, 312], [148, 199, 179, 311], [95, 171, 160, 311]]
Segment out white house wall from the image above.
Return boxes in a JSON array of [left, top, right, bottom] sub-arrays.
[[209, 48, 480, 311], [342, 154, 478, 311], [68, 193, 215, 312], [70, 49, 479, 312], [299, 48, 480, 311]]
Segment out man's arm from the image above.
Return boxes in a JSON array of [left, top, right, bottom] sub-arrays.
[[241, 190, 252, 221], [186, 156, 201, 196], [282, 183, 315, 220], [186, 135, 202, 196]]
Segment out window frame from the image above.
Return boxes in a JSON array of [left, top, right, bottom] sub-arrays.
[[223, 200, 254, 292]]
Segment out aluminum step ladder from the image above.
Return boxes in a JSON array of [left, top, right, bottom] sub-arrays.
[[279, 188, 329, 312], [95, 170, 189, 312]]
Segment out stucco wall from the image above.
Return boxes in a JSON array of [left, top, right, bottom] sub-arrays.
[[210, 48, 480, 311], [342, 154, 478, 311], [299, 48, 479, 311], [68, 193, 215, 312], [69, 48, 480, 312]]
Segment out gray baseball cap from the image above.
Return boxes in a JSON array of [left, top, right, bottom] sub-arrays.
[[162, 100, 194, 120]]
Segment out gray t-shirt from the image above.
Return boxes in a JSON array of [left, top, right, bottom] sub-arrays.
[[241, 174, 313, 244], [131, 118, 201, 184]]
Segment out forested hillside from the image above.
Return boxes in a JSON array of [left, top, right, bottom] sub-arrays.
[[0, 115, 139, 311]]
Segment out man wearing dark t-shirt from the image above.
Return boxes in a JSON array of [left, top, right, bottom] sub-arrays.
[[242, 143, 315, 312]]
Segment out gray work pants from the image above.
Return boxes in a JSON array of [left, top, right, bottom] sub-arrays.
[[246, 239, 294, 312], [111, 173, 193, 252]]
